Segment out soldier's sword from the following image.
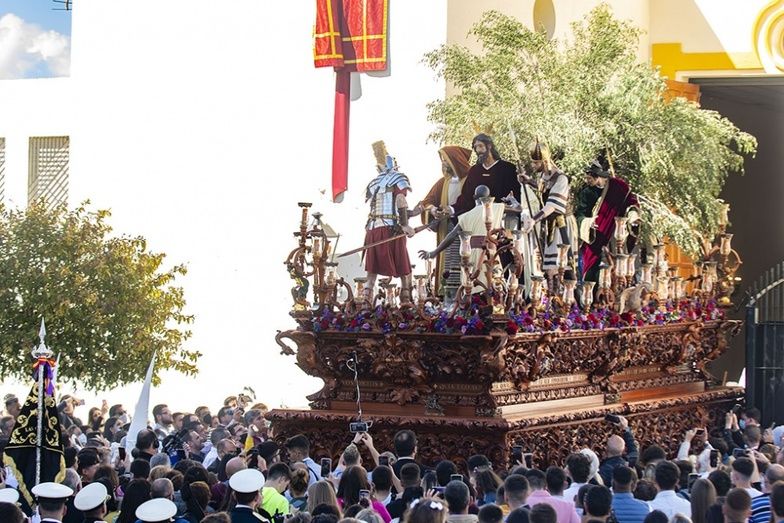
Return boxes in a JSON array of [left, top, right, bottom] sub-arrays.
[[337, 220, 441, 258]]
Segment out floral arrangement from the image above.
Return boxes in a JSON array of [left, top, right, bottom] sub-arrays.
[[309, 296, 724, 335], [505, 298, 724, 335]]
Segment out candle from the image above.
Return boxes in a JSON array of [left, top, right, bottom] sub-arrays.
[[562, 279, 577, 306], [641, 263, 653, 285], [720, 233, 733, 256], [459, 231, 472, 258], [581, 281, 596, 310], [627, 254, 638, 278], [614, 216, 629, 243], [531, 275, 544, 303], [512, 230, 525, 255]]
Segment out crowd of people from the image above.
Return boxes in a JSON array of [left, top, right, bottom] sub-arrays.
[[1, 393, 784, 523]]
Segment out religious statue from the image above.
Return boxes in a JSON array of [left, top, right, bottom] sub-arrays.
[[444, 134, 520, 218], [363, 141, 415, 303], [575, 159, 640, 283], [419, 185, 505, 294], [521, 141, 576, 277], [416, 146, 472, 303]]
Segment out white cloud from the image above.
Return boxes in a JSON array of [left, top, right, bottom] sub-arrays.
[[0, 13, 70, 79]]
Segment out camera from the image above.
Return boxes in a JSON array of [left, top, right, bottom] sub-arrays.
[[379, 455, 389, 467], [523, 453, 534, 468], [161, 429, 189, 463], [605, 414, 621, 424], [695, 428, 705, 436], [349, 421, 368, 433], [511, 445, 523, 464]]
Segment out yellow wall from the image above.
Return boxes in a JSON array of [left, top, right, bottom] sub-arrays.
[[445, 0, 784, 80]]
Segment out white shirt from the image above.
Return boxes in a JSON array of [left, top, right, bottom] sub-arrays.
[[745, 486, 763, 498], [203, 446, 219, 468], [649, 490, 692, 519], [562, 482, 586, 506]]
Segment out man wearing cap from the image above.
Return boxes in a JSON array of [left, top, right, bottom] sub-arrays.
[[135, 498, 179, 523], [32, 482, 74, 523], [229, 468, 267, 523], [0, 486, 20, 505], [74, 482, 107, 523]]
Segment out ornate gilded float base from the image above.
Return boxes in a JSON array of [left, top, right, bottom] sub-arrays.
[[268, 386, 742, 469]]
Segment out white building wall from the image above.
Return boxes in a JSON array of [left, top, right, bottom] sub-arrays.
[[0, 1, 447, 413]]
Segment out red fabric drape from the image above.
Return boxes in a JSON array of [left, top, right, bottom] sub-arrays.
[[314, 0, 389, 201]]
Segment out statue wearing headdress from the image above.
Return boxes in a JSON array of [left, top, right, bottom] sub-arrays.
[[417, 146, 472, 302], [521, 140, 576, 276], [363, 141, 415, 303]]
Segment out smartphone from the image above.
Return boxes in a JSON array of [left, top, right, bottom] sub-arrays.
[[732, 404, 743, 414], [511, 445, 523, 464], [379, 455, 389, 467], [710, 449, 720, 467], [320, 458, 332, 478], [523, 453, 534, 468], [434, 486, 445, 494], [359, 489, 370, 500], [695, 428, 705, 436], [605, 414, 621, 424], [423, 471, 437, 491], [732, 447, 747, 458], [450, 474, 463, 482], [118, 447, 126, 461], [688, 473, 699, 491]]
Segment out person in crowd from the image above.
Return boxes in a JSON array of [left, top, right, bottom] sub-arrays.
[[153, 404, 174, 440], [474, 469, 502, 506], [649, 461, 691, 518], [405, 497, 448, 523], [689, 478, 716, 523], [583, 485, 613, 523], [371, 465, 394, 506], [77, 448, 101, 484], [611, 466, 651, 523], [477, 504, 504, 523], [134, 429, 159, 462], [32, 482, 74, 523], [58, 395, 84, 429], [705, 470, 732, 523], [387, 463, 423, 519], [544, 466, 567, 500], [152, 477, 175, 499], [0, 502, 26, 523], [771, 481, 784, 523], [229, 468, 266, 523], [524, 468, 579, 523], [182, 480, 210, 523], [308, 480, 342, 516], [750, 464, 784, 523], [261, 462, 292, 519], [444, 479, 478, 523], [504, 475, 529, 512], [286, 434, 322, 486], [289, 467, 311, 512], [3, 395, 20, 420], [505, 508, 531, 523], [642, 511, 668, 523], [563, 453, 592, 505], [393, 430, 419, 477], [103, 416, 123, 443], [528, 504, 557, 523], [117, 478, 152, 523], [730, 457, 762, 498], [336, 465, 391, 523], [599, 415, 639, 486], [721, 488, 751, 523], [203, 428, 231, 469]]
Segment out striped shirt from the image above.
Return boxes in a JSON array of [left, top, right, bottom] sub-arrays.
[[749, 493, 770, 523]]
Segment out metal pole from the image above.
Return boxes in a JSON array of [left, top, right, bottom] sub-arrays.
[[36, 356, 44, 486]]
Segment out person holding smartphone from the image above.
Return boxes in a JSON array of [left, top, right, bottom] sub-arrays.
[[598, 415, 639, 486]]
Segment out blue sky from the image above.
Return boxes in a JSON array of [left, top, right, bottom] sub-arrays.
[[1, 0, 71, 35], [0, 0, 71, 79]]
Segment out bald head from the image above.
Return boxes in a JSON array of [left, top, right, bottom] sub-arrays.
[[226, 456, 248, 478], [607, 435, 625, 457], [765, 464, 784, 493], [151, 478, 174, 500]]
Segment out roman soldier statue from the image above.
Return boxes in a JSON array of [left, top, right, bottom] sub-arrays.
[[363, 141, 415, 303]]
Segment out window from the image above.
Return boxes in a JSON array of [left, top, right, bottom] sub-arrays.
[[28, 136, 69, 206]]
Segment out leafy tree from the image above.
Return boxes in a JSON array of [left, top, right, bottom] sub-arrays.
[[424, 4, 757, 256], [0, 201, 199, 390]]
